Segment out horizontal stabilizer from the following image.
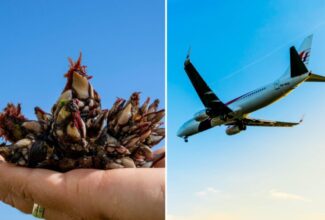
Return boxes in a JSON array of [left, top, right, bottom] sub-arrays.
[[306, 73, 325, 82], [290, 46, 309, 78]]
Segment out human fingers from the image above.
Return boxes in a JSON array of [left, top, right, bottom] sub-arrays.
[[0, 193, 33, 214], [43, 207, 78, 220], [0, 181, 76, 219], [153, 157, 165, 168], [0, 162, 106, 219], [0, 162, 74, 211], [152, 147, 165, 168]]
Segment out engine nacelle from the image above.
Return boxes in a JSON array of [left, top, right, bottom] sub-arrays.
[[225, 125, 242, 135], [193, 110, 209, 122]]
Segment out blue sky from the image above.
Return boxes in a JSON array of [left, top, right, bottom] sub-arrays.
[[168, 0, 325, 219], [0, 1, 164, 219]]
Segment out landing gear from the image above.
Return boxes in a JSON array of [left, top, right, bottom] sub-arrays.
[[220, 114, 228, 121], [239, 124, 247, 131], [237, 120, 247, 130], [220, 114, 233, 121], [184, 136, 189, 143]]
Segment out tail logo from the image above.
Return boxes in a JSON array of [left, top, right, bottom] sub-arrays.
[[299, 49, 310, 63]]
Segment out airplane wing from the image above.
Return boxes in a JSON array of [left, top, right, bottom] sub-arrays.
[[184, 57, 232, 116], [228, 117, 303, 127]]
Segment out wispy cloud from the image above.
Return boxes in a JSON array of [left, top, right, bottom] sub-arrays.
[[269, 189, 311, 202], [195, 187, 220, 197]]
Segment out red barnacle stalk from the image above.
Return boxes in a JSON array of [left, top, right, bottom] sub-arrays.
[[0, 103, 28, 142], [72, 111, 86, 138], [63, 53, 93, 92]]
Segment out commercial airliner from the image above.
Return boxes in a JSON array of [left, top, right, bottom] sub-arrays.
[[177, 35, 325, 142]]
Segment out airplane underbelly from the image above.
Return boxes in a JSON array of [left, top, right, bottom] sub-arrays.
[[197, 117, 224, 133]]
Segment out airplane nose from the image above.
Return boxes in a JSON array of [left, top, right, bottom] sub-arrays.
[[177, 127, 184, 137], [177, 119, 198, 138]]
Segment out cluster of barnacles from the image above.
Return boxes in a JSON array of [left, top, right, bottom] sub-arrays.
[[0, 55, 165, 171]]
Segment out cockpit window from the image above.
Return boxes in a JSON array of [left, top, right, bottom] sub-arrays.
[[182, 119, 195, 128]]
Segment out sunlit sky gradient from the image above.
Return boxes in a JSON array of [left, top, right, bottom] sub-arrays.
[[168, 0, 325, 219], [0, 1, 164, 219]]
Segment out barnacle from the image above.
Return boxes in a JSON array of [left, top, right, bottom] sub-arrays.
[[0, 54, 165, 171]]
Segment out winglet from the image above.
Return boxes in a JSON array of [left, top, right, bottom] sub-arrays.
[[299, 114, 305, 123], [185, 46, 191, 65]]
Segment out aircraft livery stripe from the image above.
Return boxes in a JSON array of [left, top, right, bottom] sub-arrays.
[[225, 94, 246, 105], [225, 87, 266, 105]]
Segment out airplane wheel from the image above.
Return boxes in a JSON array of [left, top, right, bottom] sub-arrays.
[[237, 121, 246, 130], [184, 137, 188, 142]]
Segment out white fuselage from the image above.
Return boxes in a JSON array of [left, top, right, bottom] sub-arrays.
[[177, 73, 310, 137]]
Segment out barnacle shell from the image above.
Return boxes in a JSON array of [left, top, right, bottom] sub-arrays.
[[72, 71, 90, 99], [66, 122, 82, 141], [0, 54, 165, 171], [22, 121, 42, 135]]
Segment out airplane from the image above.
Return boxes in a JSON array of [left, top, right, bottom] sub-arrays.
[[177, 35, 325, 142]]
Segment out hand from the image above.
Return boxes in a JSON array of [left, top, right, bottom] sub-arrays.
[[0, 148, 165, 220]]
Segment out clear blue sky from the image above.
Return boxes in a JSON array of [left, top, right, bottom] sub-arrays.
[[0, 1, 164, 219], [168, 0, 325, 219]]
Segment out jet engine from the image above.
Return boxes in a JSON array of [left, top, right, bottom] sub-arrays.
[[226, 125, 243, 135], [193, 110, 209, 121]]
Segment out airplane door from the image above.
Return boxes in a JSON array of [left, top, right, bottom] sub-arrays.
[[274, 80, 280, 90]]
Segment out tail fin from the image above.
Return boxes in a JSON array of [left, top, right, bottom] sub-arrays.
[[280, 35, 313, 78], [290, 34, 325, 82], [298, 34, 313, 66], [290, 46, 309, 77]]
